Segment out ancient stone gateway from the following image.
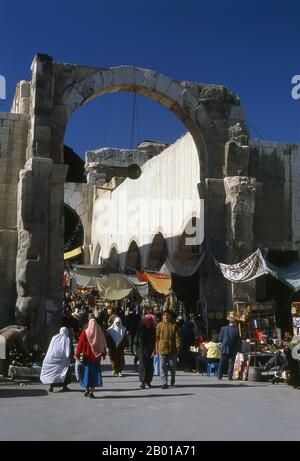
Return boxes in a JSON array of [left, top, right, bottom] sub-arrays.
[[1, 54, 247, 344]]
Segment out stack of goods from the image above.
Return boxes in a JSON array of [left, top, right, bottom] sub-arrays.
[[8, 347, 44, 381], [236, 301, 277, 343], [292, 302, 300, 336]]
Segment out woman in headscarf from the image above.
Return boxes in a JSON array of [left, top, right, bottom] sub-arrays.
[[75, 315, 107, 399], [107, 317, 127, 377], [40, 327, 71, 393]]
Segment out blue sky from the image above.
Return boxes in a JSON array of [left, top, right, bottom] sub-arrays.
[[0, 0, 299, 158]]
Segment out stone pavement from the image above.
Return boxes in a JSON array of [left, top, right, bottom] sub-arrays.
[[0, 357, 300, 441]]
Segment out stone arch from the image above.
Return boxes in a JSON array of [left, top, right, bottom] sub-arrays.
[[64, 203, 84, 253], [16, 54, 243, 344], [125, 240, 141, 272], [107, 246, 119, 270], [147, 232, 168, 271], [64, 183, 93, 247], [93, 243, 101, 264], [53, 65, 209, 178]]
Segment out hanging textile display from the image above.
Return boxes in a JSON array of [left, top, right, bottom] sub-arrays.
[[213, 249, 268, 283], [213, 248, 300, 292]]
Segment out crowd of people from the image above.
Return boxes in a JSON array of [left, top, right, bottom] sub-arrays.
[[2, 290, 300, 397]]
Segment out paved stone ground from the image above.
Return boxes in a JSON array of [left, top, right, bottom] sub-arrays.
[[0, 357, 300, 441]]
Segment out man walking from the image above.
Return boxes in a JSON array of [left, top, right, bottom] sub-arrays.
[[156, 310, 181, 389], [218, 314, 242, 381]]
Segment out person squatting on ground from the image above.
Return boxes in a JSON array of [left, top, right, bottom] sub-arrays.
[[75, 315, 107, 399], [40, 327, 72, 393], [217, 315, 242, 381], [156, 310, 181, 389], [106, 317, 128, 377], [134, 314, 156, 389]]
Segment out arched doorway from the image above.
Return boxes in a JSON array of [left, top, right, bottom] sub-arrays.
[[107, 247, 119, 270], [125, 241, 141, 272], [64, 204, 84, 257], [147, 233, 168, 271]]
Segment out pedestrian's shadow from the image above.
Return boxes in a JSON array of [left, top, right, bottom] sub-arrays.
[[95, 393, 194, 399], [0, 389, 48, 398], [173, 383, 268, 388]]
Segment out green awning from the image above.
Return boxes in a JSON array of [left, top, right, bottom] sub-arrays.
[[265, 260, 300, 292]]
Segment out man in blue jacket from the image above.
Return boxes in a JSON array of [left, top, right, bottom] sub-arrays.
[[217, 315, 242, 380]]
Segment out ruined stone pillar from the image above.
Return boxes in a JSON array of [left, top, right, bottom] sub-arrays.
[[15, 157, 53, 345], [15, 54, 66, 346], [224, 176, 256, 306], [0, 113, 28, 328]]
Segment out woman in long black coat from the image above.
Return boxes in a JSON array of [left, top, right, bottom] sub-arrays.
[[134, 315, 156, 389]]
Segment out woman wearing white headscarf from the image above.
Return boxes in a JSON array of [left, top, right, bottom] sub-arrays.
[[40, 327, 71, 393], [107, 317, 128, 377], [75, 315, 107, 399]]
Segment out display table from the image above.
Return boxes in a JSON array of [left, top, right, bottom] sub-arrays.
[[233, 352, 275, 381]]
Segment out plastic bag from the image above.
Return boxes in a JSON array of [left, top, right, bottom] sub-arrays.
[[75, 359, 82, 381]]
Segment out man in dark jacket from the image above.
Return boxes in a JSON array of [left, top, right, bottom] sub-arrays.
[[134, 314, 156, 389], [217, 315, 242, 380]]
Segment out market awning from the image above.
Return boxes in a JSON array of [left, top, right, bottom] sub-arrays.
[[165, 252, 206, 277], [64, 246, 82, 261], [125, 275, 149, 298], [136, 271, 171, 295], [265, 260, 300, 292], [72, 263, 116, 277], [96, 273, 133, 300]]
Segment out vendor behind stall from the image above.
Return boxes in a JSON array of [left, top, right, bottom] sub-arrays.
[[0, 326, 29, 376]]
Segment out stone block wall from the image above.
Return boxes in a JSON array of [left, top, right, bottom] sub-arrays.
[[250, 140, 300, 251], [0, 112, 28, 327]]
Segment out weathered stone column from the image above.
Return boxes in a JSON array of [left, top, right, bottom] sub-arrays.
[[15, 54, 66, 346], [15, 157, 53, 345], [224, 176, 256, 306], [0, 113, 28, 328]]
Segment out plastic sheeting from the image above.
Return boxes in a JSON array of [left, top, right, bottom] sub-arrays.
[[266, 260, 300, 292], [96, 274, 133, 300], [165, 252, 206, 277]]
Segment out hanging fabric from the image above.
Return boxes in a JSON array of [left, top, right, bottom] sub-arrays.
[[213, 249, 268, 283]]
